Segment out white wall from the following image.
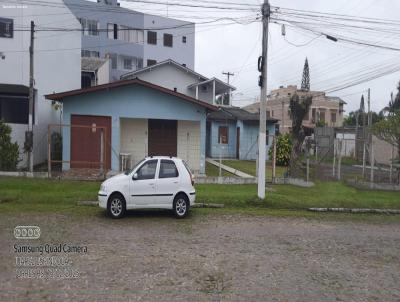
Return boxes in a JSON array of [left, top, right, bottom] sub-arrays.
[[143, 14, 195, 70], [177, 120, 200, 173], [0, 1, 81, 167], [134, 63, 200, 97], [120, 118, 148, 166]]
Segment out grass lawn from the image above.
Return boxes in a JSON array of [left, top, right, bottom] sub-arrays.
[[222, 160, 287, 179], [0, 177, 399, 220]]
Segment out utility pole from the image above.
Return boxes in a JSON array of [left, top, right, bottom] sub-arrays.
[[27, 21, 35, 173], [222, 71, 234, 84], [222, 71, 234, 106], [257, 0, 270, 199]]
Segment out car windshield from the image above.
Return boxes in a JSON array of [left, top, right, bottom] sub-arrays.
[[124, 158, 146, 175]]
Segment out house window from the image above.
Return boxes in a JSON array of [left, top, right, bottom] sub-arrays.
[[163, 33, 173, 47], [81, 50, 99, 58], [79, 18, 99, 36], [182, 36, 186, 43], [0, 18, 13, 38], [0, 94, 30, 124], [319, 110, 326, 122], [147, 59, 157, 66], [311, 108, 316, 122], [218, 126, 228, 144], [109, 53, 117, 69], [331, 111, 337, 123], [266, 130, 269, 145], [147, 31, 157, 45]]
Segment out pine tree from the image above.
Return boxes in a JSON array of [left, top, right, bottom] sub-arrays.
[[301, 57, 310, 91]]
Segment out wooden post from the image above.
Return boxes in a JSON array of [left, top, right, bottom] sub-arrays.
[[337, 139, 342, 181], [332, 138, 336, 177], [362, 141, 366, 178], [370, 142, 374, 188], [100, 129, 104, 173], [47, 125, 51, 178], [390, 146, 394, 184], [272, 135, 276, 183]]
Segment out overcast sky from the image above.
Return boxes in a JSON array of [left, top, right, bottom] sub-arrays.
[[122, 0, 400, 113]]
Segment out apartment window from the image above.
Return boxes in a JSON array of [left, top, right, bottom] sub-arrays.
[[0, 94, 30, 124], [137, 57, 143, 69], [81, 50, 99, 58], [107, 23, 118, 39], [123, 57, 133, 70], [79, 18, 99, 36], [163, 33, 173, 47], [182, 36, 186, 43], [147, 59, 157, 66], [218, 126, 228, 144], [0, 17, 13, 38], [147, 31, 157, 45], [119, 26, 145, 44]]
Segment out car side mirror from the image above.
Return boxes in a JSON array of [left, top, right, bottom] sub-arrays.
[[132, 173, 138, 180]]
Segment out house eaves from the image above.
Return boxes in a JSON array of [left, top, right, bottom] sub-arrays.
[[45, 77, 218, 111]]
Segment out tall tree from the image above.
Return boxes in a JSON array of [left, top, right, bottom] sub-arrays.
[[289, 93, 312, 175], [301, 57, 310, 91]]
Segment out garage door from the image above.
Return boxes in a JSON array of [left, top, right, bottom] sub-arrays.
[[71, 115, 111, 169], [148, 119, 177, 157]]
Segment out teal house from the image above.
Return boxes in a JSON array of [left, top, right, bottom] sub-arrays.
[[46, 78, 217, 175], [206, 107, 279, 160]]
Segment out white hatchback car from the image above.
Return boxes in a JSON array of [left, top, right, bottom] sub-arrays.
[[98, 156, 195, 218]]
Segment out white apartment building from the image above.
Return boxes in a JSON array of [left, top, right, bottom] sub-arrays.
[[0, 1, 81, 167]]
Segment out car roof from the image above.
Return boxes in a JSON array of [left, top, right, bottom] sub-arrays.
[[144, 156, 180, 160]]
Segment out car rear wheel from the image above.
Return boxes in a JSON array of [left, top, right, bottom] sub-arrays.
[[173, 194, 189, 218], [107, 193, 126, 219]]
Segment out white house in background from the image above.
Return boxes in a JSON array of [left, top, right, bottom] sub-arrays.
[[0, 1, 81, 167], [121, 59, 235, 105]]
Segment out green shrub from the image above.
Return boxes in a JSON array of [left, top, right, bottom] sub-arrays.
[[0, 120, 20, 171], [269, 133, 292, 166]]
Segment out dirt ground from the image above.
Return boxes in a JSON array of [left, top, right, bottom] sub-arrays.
[[1, 211, 399, 302]]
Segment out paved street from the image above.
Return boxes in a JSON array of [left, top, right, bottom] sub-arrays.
[[1, 212, 399, 301]]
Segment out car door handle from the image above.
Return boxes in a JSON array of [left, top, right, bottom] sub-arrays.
[[173, 181, 178, 184], [149, 183, 155, 186]]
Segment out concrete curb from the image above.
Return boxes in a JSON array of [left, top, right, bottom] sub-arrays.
[[308, 208, 400, 214]]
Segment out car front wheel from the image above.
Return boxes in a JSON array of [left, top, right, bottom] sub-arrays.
[[107, 193, 126, 219], [173, 194, 189, 218]]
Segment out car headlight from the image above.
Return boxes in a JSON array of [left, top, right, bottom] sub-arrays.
[[100, 184, 107, 192]]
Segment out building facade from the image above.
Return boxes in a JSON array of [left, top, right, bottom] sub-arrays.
[[64, 0, 195, 82], [245, 85, 346, 134], [0, 1, 81, 167], [46, 79, 217, 175]]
